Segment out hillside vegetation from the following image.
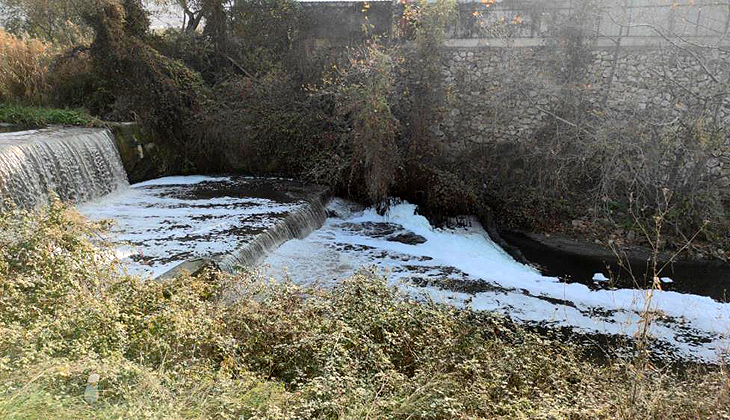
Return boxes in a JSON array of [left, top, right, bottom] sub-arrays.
[[0, 203, 728, 419], [1, 0, 729, 257]]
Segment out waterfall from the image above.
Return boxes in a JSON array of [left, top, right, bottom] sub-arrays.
[[0, 127, 129, 209], [217, 190, 330, 272]]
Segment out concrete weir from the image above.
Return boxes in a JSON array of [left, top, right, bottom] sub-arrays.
[[0, 127, 328, 278], [78, 176, 329, 279]]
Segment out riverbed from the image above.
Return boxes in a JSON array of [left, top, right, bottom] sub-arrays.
[[79, 178, 730, 364]]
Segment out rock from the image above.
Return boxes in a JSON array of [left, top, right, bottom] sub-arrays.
[[571, 219, 587, 229], [84, 373, 101, 404], [387, 232, 427, 245]]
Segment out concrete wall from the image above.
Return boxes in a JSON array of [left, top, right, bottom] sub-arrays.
[[109, 122, 171, 183]]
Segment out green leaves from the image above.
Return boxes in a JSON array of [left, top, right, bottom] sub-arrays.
[[0, 103, 96, 128]]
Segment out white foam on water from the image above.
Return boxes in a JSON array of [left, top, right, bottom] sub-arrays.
[[133, 175, 231, 187], [593, 273, 610, 282], [262, 199, 730, 363], [79, 176, 303, 278]]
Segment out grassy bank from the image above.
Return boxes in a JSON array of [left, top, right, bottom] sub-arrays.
[[0, 103, 97, 128], [0, 202, 728, 419]]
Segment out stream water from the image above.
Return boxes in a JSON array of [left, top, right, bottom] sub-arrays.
[[78, 175, 324, 277], [261, 199, 730, 364], [2, 126, 727, 364]]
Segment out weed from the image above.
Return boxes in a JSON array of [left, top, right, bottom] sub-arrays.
[[0, 103, 97, 128], [0, 202, 728, 419]]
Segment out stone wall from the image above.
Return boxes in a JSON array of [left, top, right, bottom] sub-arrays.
[[108, 122, 170, 184], [441, 45, 729, 147]]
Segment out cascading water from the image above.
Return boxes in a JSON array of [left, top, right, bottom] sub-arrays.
[[0, 127, 129, 208], [77, 176, 330, 278], [218, 192, 328, 272]]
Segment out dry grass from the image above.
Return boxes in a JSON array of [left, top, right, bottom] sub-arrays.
[[0, 202, 728, 419], [0, 30, 53, 105]]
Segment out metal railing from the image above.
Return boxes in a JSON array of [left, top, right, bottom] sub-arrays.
[[449, 0, 730, 40]]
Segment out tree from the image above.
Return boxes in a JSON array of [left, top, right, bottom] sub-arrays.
[[150, 0, 223, 32], [0, 0, 152, 45], [0, 0, 93, 45]]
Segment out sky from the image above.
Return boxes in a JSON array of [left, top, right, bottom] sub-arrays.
[[146, 2, 185, 30]]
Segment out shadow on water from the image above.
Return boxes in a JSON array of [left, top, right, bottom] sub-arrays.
[[503, 231, 730, 303], [0, 124, 29, 133], [144, 176, 315, 203]]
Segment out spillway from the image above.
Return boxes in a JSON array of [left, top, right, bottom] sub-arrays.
[[78, 176, 328, 277], [0, 128, 128, 208]]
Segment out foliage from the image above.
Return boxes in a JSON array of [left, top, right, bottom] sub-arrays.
[[467, 109, 730, 249], [44, 47, 117, 116], [395, 0, 456, 151], [149, 28, 219, 82], [228, 0, 301, 77], [0, 29, 52, 105], [0, 103, 97, 127], [83, 0, 213, 171], [0, 202, 729, 419], [151, 0, 212, 33], [191, 69, 331, 175], [593, 115, 729, 247], [311, 44, 402, 204], [0, 0, 92, 46], [541, 0, 598, 86]]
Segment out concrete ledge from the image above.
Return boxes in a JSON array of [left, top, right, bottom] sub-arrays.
[[444, 36, 728, 49]]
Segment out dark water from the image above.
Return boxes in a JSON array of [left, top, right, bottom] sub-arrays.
[[503, 231, 730, 303]]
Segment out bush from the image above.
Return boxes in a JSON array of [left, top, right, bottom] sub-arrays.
[[313, 44, 402, 204], [192, 70, 332, 175], [0, 29, 52, 105], [468, 109, 730, 251], [149, 29, 219, 84], [593, 115, 728, 240], [45, 48, 116, 117], [1, 201, 729, 419]]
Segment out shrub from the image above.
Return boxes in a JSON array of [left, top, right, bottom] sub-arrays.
[[1, 202, 729, 419], [0, 29, 52, 105], [322, 44, 402, 204], [192, 70, 332, 175], [45, 47, 117, 116], [593, 115, 729, 245], [149, 29, 219, 83]]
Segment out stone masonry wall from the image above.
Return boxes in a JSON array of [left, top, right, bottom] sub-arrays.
[[441, 46, 730, 148], [440, 45, 730, 187]]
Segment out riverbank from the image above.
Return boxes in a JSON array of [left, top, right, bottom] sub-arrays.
[[1, 202, 728, 419], [0, 103, 98, 128]]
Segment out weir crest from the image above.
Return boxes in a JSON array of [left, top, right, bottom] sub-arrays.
[[0, 128, 128, 209]]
